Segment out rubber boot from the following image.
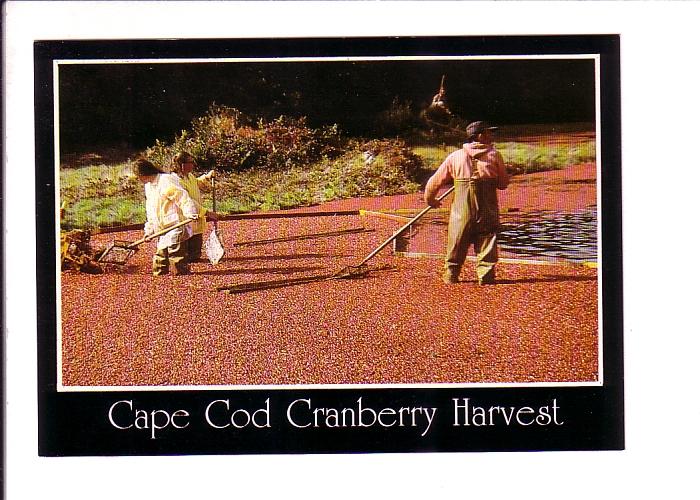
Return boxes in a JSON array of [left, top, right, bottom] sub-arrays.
[[187, 233, 203, 262], [153, 249, 169, 276], [169, 242, 190, 275], [475, 233, 498, 285], [478, 269, 496, 285], [443, 267, 460, 284]]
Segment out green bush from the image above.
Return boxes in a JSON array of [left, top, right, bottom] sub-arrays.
[[60, 115, 427, 227], [206, 138, 424, 212], [60, 163, 141, 213], [143, 104, 345, 173], [308, 138, 423, 201]]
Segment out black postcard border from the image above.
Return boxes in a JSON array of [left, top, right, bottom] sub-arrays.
[[36, 35, 623, 456]]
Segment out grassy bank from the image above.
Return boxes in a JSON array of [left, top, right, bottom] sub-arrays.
[[60, 145, 424, 230], [60, 128, 595, 230]]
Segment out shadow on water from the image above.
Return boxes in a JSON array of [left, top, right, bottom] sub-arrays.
[[498, 207, 597, 263]]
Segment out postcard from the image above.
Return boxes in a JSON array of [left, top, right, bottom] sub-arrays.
[[37, 35, 622, 456]]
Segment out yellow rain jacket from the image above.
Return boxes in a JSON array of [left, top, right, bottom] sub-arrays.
[[175, 172, 209, 236]]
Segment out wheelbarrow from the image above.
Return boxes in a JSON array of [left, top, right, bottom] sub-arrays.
[[97, 217, 197, 265]]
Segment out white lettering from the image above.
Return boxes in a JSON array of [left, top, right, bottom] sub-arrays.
[[516, 407, 535, 426], [421, 407, 437, 437], [377, 408, 396, 427], [205, 399, 231, 429], [287, 399, 312, 428], [358, 398, 377, 428], [252, 399, 271, 428], [171, 409, 189, 429], [500, 406, 516, 425], [108, 400, 133, 430], [108, 400, 190, 439], [230, 408, 251, 428], [453, 398, 564, 427]]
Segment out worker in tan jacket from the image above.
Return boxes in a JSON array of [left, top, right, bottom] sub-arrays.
[[424, 121, 510, 285]]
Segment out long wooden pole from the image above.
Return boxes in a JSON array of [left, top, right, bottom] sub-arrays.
[[354, 186, 454, 267]]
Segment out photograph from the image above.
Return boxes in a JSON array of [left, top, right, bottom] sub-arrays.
[[57, 55, 601, 389]]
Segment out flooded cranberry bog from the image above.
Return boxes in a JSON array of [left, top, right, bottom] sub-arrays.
[[60, 162, 600, 387]]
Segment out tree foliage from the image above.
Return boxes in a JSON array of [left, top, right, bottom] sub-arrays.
[[143, 105, 345, 172]]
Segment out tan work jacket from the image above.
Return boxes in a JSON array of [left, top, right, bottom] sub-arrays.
[[424, 142, 509, 205]]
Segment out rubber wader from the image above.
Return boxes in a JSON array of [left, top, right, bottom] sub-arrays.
[[444, 177, 500, 284]]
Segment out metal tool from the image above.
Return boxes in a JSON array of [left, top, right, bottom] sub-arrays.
[[204, 175, 225, 265], [97, 217, 196, 265], [216, 187, 454, 293], [331, 186, 455, 279]]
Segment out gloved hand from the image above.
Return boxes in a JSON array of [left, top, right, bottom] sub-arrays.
[[424, 194, 441, 208], [144, 221, 156, 238]]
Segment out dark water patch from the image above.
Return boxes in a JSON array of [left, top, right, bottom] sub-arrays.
[[498, 208, 597, 262]]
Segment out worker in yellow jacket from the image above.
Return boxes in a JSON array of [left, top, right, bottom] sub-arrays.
[[171, 152, 218, 262]]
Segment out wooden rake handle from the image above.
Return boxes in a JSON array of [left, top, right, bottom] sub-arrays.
[[356, 185, 455, 267], [211, 175, 218, 230], [128, 217, 197, 248]]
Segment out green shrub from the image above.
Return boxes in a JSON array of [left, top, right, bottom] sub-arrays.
[[204, 138, 424, 212], [60, 163, 141, 217], [143, 104, 345, 173], [308, 138, 423, 201], [566, 141, 596, 165], [411, 145, 454, 167], [60, 122, 427, 227]]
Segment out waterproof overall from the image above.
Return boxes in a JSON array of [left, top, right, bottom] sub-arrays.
[[153, 242, 190, 275], [177, 172, 208, 262], [144, 174, 198, 276], [424, 141, 509, 284], [444, 177, 500, 284]]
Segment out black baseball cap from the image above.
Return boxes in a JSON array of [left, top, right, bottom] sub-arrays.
[[466, 121, 498, 139]]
